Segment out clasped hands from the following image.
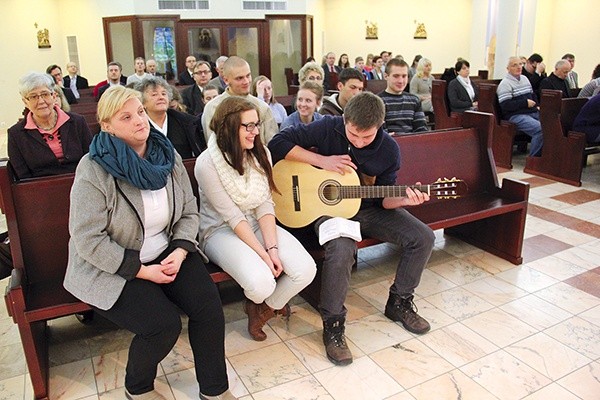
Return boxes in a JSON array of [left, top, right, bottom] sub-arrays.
[[137, 248, 188, 284]]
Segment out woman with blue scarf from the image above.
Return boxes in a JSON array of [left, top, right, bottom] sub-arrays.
[[64, 86, 236, 400]]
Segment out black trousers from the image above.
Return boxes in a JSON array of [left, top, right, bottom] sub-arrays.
[[93, 250, 228, 396]]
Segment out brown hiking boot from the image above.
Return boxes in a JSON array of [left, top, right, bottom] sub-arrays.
[[384, 294, 431, 334], [274, 303, 291, 319], [244, 300, 275, 341], [323, 317, 353, 366]]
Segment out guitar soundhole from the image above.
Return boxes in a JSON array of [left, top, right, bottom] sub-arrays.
[[319, 180, 342, 205]]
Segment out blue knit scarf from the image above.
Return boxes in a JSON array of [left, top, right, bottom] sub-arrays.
[[89, 128, 175, 190]]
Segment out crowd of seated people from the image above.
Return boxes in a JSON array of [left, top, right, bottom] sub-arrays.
[[7, 47, 599, 393]]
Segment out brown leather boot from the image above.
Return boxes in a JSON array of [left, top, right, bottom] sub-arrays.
[[323, 317, 353, 366], [244, 300, 275, 341]]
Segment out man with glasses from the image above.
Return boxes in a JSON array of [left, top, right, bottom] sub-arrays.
[[182, 61, 213, 115], [320, 68, 365, 116], [46, 64, 77, 104], [201, 56, 278, 144]]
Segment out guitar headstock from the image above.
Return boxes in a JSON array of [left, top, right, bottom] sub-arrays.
[[430, 177, 467, 199]]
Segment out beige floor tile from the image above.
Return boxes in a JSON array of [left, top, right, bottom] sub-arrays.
[[413, 269, 456, 298], [417, 322, 498, 367], [345, 314, 413, 354], [228, 342, 309, 393], [98, 376, 172, 399], [160, 336, 195, 375], [428, 258, 491, 286], [49, 336, 92, 367], [267, 302, 323, 341], [462, 276, 528, 306], [559, 201, 600, 221], [545, 227, 597, 246], [424, 287, 494, 321], [534, 282, 600, 314], [384, 391, 416, 400], [506, 332, 592, 380], [521, 383, 581, 400], [527, 255, 588, 280], [349, 261, 394, 290], [495, 265, 559, 292], [166, 362, 249, 400], [370, 338, 454, 389], [545, 316, 600, 360], [224, 319, 281, 357], [460, 251, 517, 274], [354, 279, 394, 312], [0, 342, 26, 380], [0, 318, 20, 347], [426, 247, 458, 267], [460, 350, 551, 400], [92, 349, 128, 394], [284, 331, 364, 374], [579, 304, 600, 328], [0, 374, 27, 400], [580, 238, 600, 256], [433, 237, 482, 258], [344, 290, 380, 321], [462, 308, 538, 347], [407, 369, 497, 400], [49, 358, 97, 400], [557, 362, 600, 400], [553, 247, 600, 270], [251, 376, 333, 400], [524, 215, 564, 235], [313, 356, 403, 400], [411, 298, 456, 332], [500, 295, 572, 331]]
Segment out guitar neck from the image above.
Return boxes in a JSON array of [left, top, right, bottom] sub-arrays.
[[339, 184, 429, 199]]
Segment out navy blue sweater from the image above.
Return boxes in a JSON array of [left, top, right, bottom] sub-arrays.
[[268, 116, 401, 208]]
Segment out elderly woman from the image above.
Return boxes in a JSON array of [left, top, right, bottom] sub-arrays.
[[8, 72, 92, 180], [195, 96, 315, 342], [298, 61, 325, 85], [410, 58, 434, 112], [280, 81, 324, 130], [447, 59, 479, 113], [251, 75, 288, 125], [135, 77, 206, 158], [63, 86, 235, 400]]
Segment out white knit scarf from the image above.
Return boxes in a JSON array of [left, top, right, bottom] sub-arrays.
[[207, 134, 270, 213], [457, 75, 476, 101]]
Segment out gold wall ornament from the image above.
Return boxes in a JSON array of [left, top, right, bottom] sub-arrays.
[[36, 23, 51, 48], [413, 20, 427, 40], [365, 20, 378, 40]]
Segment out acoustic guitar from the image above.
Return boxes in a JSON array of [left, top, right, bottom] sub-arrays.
[[272, 159, 466, 228]]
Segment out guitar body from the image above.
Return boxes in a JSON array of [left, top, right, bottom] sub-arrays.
[[272, 160, 361, 227], [272, 159, 465, 228]]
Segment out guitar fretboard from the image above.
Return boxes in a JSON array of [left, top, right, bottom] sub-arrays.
[[336, 185, 430, 199]]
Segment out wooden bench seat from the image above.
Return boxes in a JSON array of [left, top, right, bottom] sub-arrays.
[[478, 82, 530, 169], [431, 79, 463, 129], [295, 111, 529, 308], [1, 158, 231, 400], [522, 90, 588, 186]]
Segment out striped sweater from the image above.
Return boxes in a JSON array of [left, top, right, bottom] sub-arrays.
[[497, 73, 538, 119], [378, 91, 428, 135]]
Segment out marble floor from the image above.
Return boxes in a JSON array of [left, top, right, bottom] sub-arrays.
[[1, 153, 599, 400]]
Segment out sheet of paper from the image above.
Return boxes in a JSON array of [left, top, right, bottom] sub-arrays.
[[318, 217, 362, 245]]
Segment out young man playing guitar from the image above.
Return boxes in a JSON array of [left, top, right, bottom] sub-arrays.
[[269, 92, 435, 366]]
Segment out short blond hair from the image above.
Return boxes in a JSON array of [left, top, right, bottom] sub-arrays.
[[97, 86, 141, 124]]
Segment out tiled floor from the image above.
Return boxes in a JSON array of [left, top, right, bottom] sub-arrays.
[[1, 153, 599, 400]]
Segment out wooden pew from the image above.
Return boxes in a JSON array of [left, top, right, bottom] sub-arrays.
[[365, 79, 387, 94], [2, 159, 231, 400], [297, 111, 529, 309], [477, 83, 530, 169], [431, 79, 463, 129], [523, 90, 588, 186]]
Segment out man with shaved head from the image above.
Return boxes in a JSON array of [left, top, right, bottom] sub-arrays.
[[497, 56, 543, 156], [201, 56, 278, 144], [539, 59, 572, 98]]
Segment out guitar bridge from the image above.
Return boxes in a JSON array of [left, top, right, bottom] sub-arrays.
[[292, 175, 300, 211]]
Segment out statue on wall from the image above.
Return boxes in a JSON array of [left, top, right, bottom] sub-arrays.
[[365, 21, 378, 40], [414, 21, 427, 39], [37, 27, 51, 48]]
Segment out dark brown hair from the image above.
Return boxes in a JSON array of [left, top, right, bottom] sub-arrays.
[[209, 96, 278, 193]]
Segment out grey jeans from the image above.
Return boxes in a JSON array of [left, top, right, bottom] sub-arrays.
[[315, 206, 435, 320]]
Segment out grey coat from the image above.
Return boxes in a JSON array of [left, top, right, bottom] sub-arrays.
[[64, 153, 205, 310]]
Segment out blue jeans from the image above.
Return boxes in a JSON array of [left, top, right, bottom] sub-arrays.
[[509, 112, 543, 156], [314, 207, 435, 320]]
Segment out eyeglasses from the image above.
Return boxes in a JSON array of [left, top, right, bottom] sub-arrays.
[[307, 76, 323, 81], [241, 122, 261, 132], [194, 70, 211, 75], [25, 92, 53, 102]]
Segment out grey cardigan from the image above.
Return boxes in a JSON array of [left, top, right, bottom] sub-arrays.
[[64, 154, 205, 310]]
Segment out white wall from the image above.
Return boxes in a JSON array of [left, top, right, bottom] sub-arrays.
[[320, 0, 473, 72]]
